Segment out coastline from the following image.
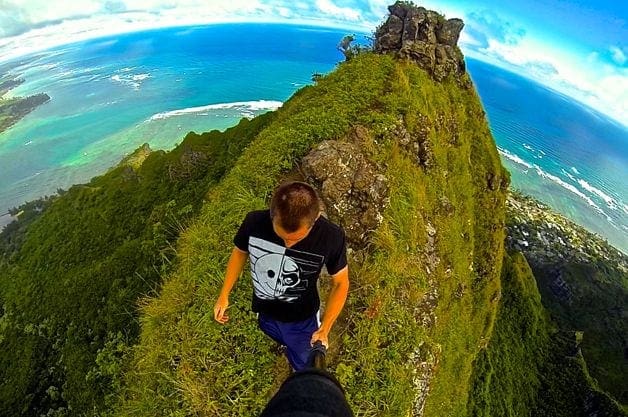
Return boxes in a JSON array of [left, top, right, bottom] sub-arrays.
[[0, 72, 50, 135], [0, 212, 16, 231]]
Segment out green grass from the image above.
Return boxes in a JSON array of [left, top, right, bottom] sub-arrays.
[[114, 53, 508, 416], [2, 45, 615, 417], [0, 113, 274, 416], [468, 252, 626, 417]]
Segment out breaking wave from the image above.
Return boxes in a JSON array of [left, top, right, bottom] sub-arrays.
[[110, 72, 151, 91], [148, 100, 283, 121], [577, 179, 621, 211], [498, 147, 533, 169], [499, 148, 613, 221]]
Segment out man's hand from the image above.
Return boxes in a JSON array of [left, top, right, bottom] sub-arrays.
[[214, 247, 248, 324], [311, 327, 329, 348], [213, 295, 229, 324]]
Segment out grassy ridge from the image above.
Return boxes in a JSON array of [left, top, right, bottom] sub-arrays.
[[115, 53, 508, 416], [0, 113, 274, 416]]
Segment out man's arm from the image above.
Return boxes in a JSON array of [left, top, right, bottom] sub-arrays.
[[214, 246, 248, 324], [311, 266, 349, 347]]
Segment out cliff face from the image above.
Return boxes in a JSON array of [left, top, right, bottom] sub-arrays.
[[113, 4, 508, 416], [375, 2, 466, 81], [506, 192, 628, 406]]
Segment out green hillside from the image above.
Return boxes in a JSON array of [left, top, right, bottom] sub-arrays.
[[0, 113, 275, 416], [1, 3, 625, 417], [506, 192, 628, 409], [111, 50, 508, 416], [468, 252, 624, 417]]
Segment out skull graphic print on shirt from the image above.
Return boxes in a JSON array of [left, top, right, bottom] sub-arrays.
[[249, 237, 323, 302]]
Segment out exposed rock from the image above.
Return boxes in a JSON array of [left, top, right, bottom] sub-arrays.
[[301, 139, 389, 248], [423, 222, 440, 274], [394, 117, 434, 169], [409, 341, 441, 417], [438, 196, 455, 217], [374, 2, 465, 81]]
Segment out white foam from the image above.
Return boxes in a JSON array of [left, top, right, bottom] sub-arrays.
[[498, 147, 533, 169], [533, 166, 611, 221], [561, 168, 577, 182], [571, 166, 580, 175], [132, 73, 150, 81], [523, 143, 533, 151], [110, 72, 150, 91], [148, 100, 283, 121], [577, 179, 620, 210]]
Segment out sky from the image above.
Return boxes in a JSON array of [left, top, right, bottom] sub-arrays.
[[0, 0, 626, 127]]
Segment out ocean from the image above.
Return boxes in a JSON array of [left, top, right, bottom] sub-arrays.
[[0, 24, 626, 253]]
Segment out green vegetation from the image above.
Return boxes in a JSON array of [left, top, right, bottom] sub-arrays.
[[1, 38, 623, 417], [0, 73, 50, 133], [506, 192, 628, 406], [0, 113, 274, 416], [468, 252, 625, 417], [113, 52, 507, 416]]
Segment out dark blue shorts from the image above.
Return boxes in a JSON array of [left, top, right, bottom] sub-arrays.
[[258, 312, 319, 371]]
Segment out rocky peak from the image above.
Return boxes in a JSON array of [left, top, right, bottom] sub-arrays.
[[374, 1, 465, 81]]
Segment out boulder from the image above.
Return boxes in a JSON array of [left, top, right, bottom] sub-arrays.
[[302, 140, 389, 248]]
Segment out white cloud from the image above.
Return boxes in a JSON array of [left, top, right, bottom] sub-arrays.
[[609, 46, 626, 65], [457, 9, 628, 126], [466, 37, 628, 125], [315, 0, 362, 22]]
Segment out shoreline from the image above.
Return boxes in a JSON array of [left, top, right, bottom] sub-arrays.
[[0, 70, 50, 135], [0, 212, 16, 231]]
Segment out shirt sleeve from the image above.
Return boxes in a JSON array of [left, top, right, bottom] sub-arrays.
[[326, 227, 348, 275], [233, 212, 252, 252]]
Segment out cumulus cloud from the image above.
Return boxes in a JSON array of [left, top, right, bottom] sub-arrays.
[[458, 8, 627, 126], [609, 45, 626, 65], [315, 0, 362, 21]]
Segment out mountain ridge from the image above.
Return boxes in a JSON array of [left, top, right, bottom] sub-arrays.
[[0, 2, 625, 416]]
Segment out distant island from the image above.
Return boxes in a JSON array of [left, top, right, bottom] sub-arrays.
[[0, 73, 50, 134]]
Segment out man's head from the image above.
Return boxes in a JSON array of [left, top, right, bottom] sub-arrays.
[[270, 182, 321, 244]]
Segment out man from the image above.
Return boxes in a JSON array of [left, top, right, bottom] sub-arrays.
[[214, 181, 349, 371]]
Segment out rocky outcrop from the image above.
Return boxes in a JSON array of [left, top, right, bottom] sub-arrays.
[[393, 116, 434, 169], [301, 138, 389, 248], [374, 1, 465, 81]]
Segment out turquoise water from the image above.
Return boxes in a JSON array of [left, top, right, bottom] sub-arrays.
[[0, 24, 626, 253], [467, 59, 627, 253], [0, 24, 344, 219]]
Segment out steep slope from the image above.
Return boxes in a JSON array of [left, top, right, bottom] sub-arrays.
[[468, 252, 625, 417], [113, 37, 508, 416], [506, 192, 628, 408], [0, 114, 274, 416]]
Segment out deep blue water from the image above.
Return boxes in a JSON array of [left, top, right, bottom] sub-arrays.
[[467, 58, 627, 252], [0, 24, 626, 252]]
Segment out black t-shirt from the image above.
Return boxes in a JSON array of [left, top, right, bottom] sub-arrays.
[[233, 210, 347, 322]]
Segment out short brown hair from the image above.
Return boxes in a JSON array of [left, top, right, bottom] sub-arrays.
[[270, 181, 321, 232]]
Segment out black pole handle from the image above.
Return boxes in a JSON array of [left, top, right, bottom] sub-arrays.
[[308, 340, 327, 370]]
